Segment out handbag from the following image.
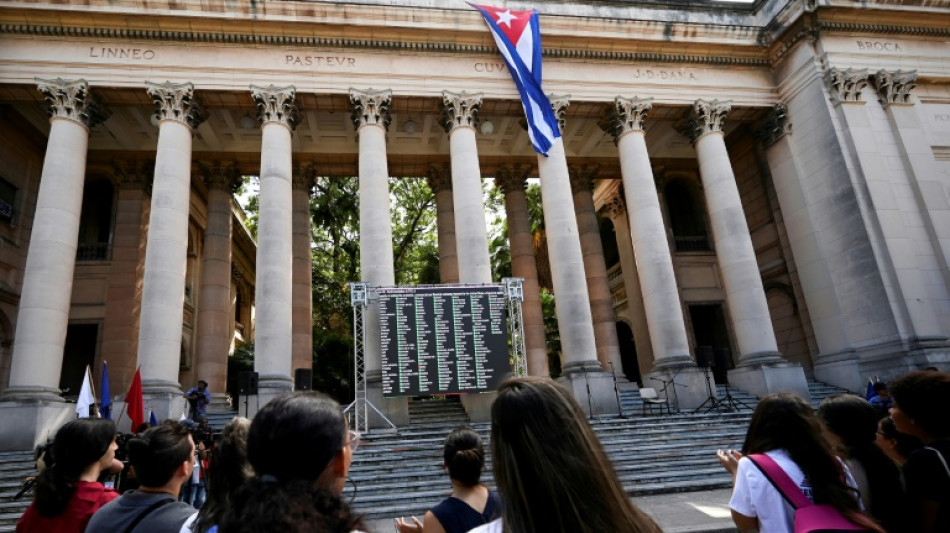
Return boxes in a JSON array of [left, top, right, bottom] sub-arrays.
[[747, 454, 877, 533]]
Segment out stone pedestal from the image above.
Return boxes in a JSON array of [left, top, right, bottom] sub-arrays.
[[460, 391, 495, 423], [557, 363, 621, 417], [144, 388, 189, 422], [0, 400, 74, 451], [728, 363, 810, 402], [645, 366, 714, 411]]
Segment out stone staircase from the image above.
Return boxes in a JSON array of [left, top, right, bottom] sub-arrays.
[[0, 380, 852, 531]]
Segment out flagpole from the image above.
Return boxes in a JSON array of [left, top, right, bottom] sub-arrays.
[[88, 365, 101, 418]]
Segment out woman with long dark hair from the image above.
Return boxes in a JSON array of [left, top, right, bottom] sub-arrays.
[[190, 417, 252, 533], [16, 418, 119, 533], [470, 376, 661, 533], [395, 427, 500, 533], [818, 394, 907, 532], [875, 416, 921, 467], [717, 392, 880, 533], [218, 392, 366, 533], [888, 370, 950, 533]]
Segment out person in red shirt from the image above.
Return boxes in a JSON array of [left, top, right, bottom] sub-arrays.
[[16, 418, 121, 533]]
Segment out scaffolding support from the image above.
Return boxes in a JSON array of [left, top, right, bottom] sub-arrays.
[[503, 277, 527, 377]]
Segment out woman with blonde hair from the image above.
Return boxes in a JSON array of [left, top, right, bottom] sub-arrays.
[[470, 376, 661, 533]]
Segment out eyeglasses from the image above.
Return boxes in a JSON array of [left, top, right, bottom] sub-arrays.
[[347, 430, 361, 452]]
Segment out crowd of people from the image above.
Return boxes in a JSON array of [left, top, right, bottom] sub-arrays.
[[13, 368, 949, 533]]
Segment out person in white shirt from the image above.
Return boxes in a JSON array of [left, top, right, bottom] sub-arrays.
[[717, 392, 880, 533]]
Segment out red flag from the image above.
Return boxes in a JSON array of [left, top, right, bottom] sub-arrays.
[[125, 368, 145, 430]]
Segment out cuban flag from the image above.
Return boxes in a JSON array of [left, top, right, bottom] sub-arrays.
[[469, 3, 561, 156]]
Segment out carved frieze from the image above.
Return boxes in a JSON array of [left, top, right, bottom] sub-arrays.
[[825, 68, 869, 106], [494, 164, 533, 195], [757, 104, 792, 148], [549, 94, 571, 134], [250, 84, 299, 131], [426, 164, 452, 193], [198, 160, 242, 193], [871, 70, 917, 108], [349, 88, 392, 130], [440, 91, 482, 133], [603, 96, 653, 144], [36, 78, 109, 129], [677, 99, 731, 143], [568, 164, 600, 194], [145, 81, 207, 130]]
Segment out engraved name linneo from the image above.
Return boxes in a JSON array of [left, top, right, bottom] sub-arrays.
[[89, 47, 156, 60]]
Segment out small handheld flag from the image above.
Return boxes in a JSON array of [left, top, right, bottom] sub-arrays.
[[76, 365, 96, 418], [149, 409, 159, 427], [469, 3, 561, 156], [125, 368, 145, 430], [100, 361, 112, 420]]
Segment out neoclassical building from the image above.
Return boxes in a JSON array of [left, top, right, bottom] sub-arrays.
[[0, 0, 948, 448]]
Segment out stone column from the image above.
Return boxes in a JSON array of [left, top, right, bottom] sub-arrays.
[[495, 164, 548, 377], [0, 79, 107, 450], [426, 164, 459, 284], [194, 161, 241, 406], [138, 81, 207, 420], [292, 164, 316, 377], [681, 99, 807, 399], [441, 91, 492, 283], [870, 70, 950, 346], [101, 160, 153, 402], [537, 95, 617, 416], [568, 164, 624, 375], [250, 85, 298, 409], [350, 88, 407, 426]]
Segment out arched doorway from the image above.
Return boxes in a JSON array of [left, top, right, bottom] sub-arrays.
[[616, 321, 641, 385]]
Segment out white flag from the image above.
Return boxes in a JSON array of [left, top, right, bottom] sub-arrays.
[[76, 365, 96, 418]]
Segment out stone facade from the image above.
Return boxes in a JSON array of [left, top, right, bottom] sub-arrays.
[[0, 0, 948, 446]]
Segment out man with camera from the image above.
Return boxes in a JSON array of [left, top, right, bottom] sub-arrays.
[[86, 420, 197, 533], [184, 379, 211, 424]]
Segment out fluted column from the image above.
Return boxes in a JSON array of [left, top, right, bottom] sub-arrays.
[[569, 164, 624, 374], [101, 160, 153, 399], [441, 91, 492, 283], [292, 164, 316, 376], [495, 165, 548, 377], [3, 78, 107, 402], [426, 164, 459, 284], [681, 99, 781, 365], [870, 70, 950, 337], [606, 97, 693, 370], [250, 85, 299, 403], [137, 81, 206, 418], [194, 161, 241, 402], [350, 88, 407, 426]]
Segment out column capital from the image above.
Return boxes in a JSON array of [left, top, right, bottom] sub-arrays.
[[549, 93, 571, 134], [495, 164, 533, 194], [440, 90, 483, 133], [677, 99, 732, 143], [231, 265, 244, 283], [825, 68, 869, 106], [198, 160, 242, 193], [36, 78, 110, 130], [145, 81, 207, 130], [250, 84, 299, 131], [112, 159, 155, 191], [426, 163, 452, 193], [604, 191, 626, 218], [756, 103, 792, 149], [568, 163, 600, 194], [349, 88, 392, 130], [604, 96, 653, 143], [871, 69, 917, 108], [292, 163, 317, 192]]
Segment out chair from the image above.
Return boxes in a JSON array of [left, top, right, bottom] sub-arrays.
[[639, 387, 670, 416]]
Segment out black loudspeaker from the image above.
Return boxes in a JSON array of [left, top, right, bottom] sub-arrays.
[[238, 371, 259, 395], [294, 368, 313, 391]]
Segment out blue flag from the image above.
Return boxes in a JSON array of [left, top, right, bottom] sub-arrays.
[[100, 362, 112, 420], [469, 3, 561, 156], [865, 378, 875, 401], [149, 409, 159, 427]]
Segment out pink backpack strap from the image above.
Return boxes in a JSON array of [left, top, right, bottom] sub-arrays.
[[747, 453, 813, 510]]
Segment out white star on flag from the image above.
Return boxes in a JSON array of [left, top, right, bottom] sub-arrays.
[[495, 10, 516, 27]]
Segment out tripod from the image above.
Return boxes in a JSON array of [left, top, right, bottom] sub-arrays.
[[648, 368, 684, 413], [719, 373, 753, 412], [693, 363, 723, 413]]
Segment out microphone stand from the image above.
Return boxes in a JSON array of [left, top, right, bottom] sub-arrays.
[[582, 366, 593, 419]]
